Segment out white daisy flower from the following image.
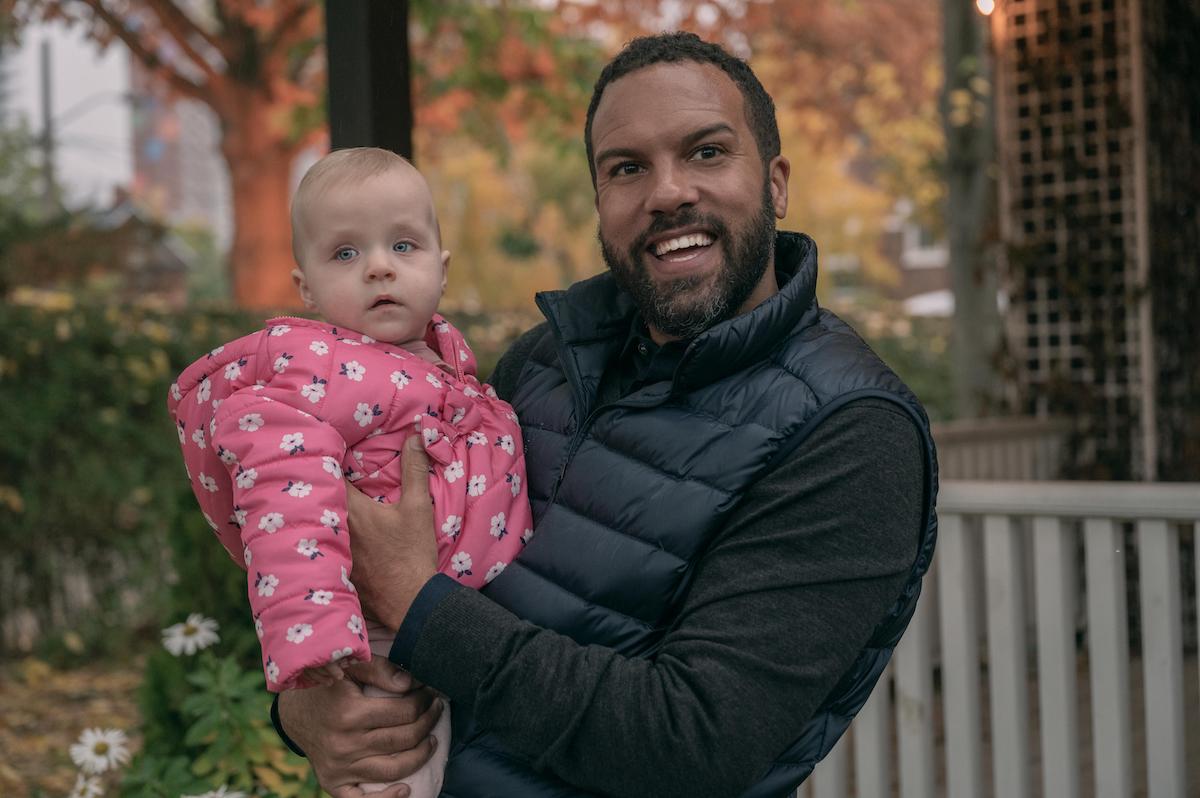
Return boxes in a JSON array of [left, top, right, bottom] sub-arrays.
[[451, 406, 466, 424], [259, 512, 284, 533], [331, 647, 354, 662], [354, 402, 381, 427], [224, 360, 243, 381], [441, 515, 462, 539], [444, 460, 465, 483], [463, 385, 480, 399], [197, 377, 212, 403], [300, 377, 327, 403], [425, 373, 443, 389], [210, 345, 225, 357], [183, 786, 248, 798], [69, 727, 131, 774], [310, 340, 329, 355], [485, 385, 498, 398], [460, 349, 469, 362], [238, 413, 264, 432], [434, 320, 449, 333], [490, 512, 507, 538], [197, 473, 218, 493], [322, 456, 343, 478], [68, 773, 103, 798], [161, 613, 220, 656], [280, 432, 305, 454], [320, 509, 341, 534], [176, 420, 186, 445], [265, 658, 279, 683], [170, 382, 182, 401], [255, 617, 264, 638], [347, 614, 363, 637], [209, 416, 217, 438], [296, 538, 322, 559], [485, 562, 507, 584], [340, 360, 366, 381], [508, 473, 522, 497], [191, 427, 206, 450], [286, 623, 314, 644], [361, 334, 376, 343], [269, 324, 291, 336], [286, 480, 313, 498], [243, 546, 252, 566], [391, 369, 411, 389], [217, 446, 238, 465], [232, 506, 247, 528], [468, 474, 487, 496], [255, 572, 279, 597], [422, 426, 440, 446], [467, 431, 488, 447], [522, 528, 534, 545], [273, 354, 292, 373], [307, 589, 334, 605], [235, 466, 258, 489], [451, 551, 473, 576], [496, 435, 515, 455], [341, 565, 356, 592]]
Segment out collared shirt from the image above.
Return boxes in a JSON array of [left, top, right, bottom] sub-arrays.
[[596, 315, 690, 405]]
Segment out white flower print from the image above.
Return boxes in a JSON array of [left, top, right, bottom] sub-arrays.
[[347, 614, 364, 638], [296, 538, 322, 559], [309, 340, 329, 355], [285, 480, 313, 498], [425, 372, 443, 389], [209, 345, 225, 357], [341, 338, 361, 346], [300, 376, 327, 403], [451, 406, 466, 425], [243, 545, 252, 566], [467, 430, 488, 447], [391, 369, 411, 389], [266, 657, 280, 683], [522, 528, 533, 545], [496, 435, 515, 455], [269, 324, 291, 336], [451, 551, 473, 577], [69, 727, 131, 774], [273, 353, 293, 373], [320, 509, 341, 534], [286, 623, 314, 644], [422, 426, 440, 447], [197, 377, 212, 403], [238, 413, 264, 432], [434, 320, 449, 333], [441, 515, 462, 539], [444, 460, 465, 483], [255, 572, 279, 596], [280, 432, 306, 455], [258, 512, 284, 533], [485, 562, 507, 584], [306, 588, 334, 605], [255, 617, 264, 638], [354, 402, 382, 427], [210, 416, 217, 438], [508, 473, 521, 497], [463, 385, 480, 399], [341, 565, 356, 593], [361, 334, 376, 343], [224, 359, 245, 381], [68, 773, 103, 798], [232, 506, 247, 528], [235, 465, 258, 489], [490, 512, 507, 538], [170, 382, 182, 401], [468, 474, 487, 496], [340, 360, 366, 381], [192, 427, 206, 450], [331, 647, 354, 662], [485, 385, 497, 398], [217, 445, 238, 465], [322, 456, 343, 478], [460, 349, 469, 362], [176, 420, 186, 445], [161, 613, 220, 656], [198, 473, 218, 493]]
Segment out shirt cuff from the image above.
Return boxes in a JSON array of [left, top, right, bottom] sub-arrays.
[[270, 693, 307, 758], [388, 572, 461, 670]]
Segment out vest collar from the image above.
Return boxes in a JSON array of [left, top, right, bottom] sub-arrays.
[[535, 231, 820, 393]]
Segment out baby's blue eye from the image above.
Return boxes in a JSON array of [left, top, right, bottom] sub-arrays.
[[393, 241, 412, 253], [334, 247, 357, 261]]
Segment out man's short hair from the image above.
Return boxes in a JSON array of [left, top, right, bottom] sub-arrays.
[[291, 147, 417, 264], [583, 32, 781, 187]]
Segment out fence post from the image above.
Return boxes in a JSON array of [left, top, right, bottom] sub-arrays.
[[895, 567, 936, 798], [938, 514, 984, 798]]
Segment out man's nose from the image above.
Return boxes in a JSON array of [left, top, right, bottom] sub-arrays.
[[644, 163, 699, 214]]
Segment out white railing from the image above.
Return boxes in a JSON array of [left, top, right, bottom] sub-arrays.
[[931, 416, 1071, 480], [798, 480, 1200, 798]]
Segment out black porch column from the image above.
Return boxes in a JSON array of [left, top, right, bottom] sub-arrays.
[[324, 1, 414, 159]]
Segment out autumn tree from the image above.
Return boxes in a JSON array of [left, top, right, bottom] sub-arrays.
[[4, 0, 323, 309]]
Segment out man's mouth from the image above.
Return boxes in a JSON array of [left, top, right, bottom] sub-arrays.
[[650, 232, 715, 263]]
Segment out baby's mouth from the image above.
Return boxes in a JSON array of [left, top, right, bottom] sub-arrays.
[[370, 297, 398, 309]]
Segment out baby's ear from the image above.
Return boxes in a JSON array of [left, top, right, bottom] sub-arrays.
[[292, 268, 316, 309], [440, 250, 451, 293]]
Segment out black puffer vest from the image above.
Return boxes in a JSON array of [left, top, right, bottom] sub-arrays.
[[443, 232, 938, 797]]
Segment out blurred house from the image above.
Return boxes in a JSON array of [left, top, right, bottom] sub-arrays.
[[880, 198, 953, 318], [991, 0, 1200, 480]]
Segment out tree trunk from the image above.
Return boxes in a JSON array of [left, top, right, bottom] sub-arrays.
[[221, 98, 302, 311]]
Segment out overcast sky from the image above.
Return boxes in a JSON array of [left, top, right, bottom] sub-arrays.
[[9, 20, 132, 206]]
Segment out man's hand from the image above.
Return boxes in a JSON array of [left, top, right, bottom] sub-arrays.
[[276, 656, 444, 797], [346, 435, 439, 630]]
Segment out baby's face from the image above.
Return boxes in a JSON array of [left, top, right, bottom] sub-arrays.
[[292, 166, 448, 347]]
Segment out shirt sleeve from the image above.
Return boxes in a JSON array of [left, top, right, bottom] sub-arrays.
[[391, 398, 926, 798]]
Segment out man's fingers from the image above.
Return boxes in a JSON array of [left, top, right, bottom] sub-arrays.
[[343, 736, 439, 785], [329, 784, 410, 798], [354, 695, 444, 756], [344, 654, 410, 693], [400, 435, 432, 507]]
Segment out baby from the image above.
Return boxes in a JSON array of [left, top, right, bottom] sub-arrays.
[[169, 147, 535, 796]]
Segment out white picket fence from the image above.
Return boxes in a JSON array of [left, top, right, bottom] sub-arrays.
[[798, 480, 1200, 798]]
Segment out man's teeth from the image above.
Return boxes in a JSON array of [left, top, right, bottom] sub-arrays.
[[654, 233, 713, 256]]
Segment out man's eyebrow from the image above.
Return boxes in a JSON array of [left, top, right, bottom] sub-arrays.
[[594, 123, 739, 167]]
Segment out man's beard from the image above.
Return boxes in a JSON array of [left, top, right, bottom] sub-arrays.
[[599, 185, 776, 339]]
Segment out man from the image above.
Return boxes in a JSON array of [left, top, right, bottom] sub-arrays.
[[277, 32, 937, 798]]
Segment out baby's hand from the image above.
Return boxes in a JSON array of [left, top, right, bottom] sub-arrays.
[[301, 662, 347, 688]]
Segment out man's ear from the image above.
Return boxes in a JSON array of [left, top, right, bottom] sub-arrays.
[[292, 268, 316, 309], [440, 250, 451, 294], [768, 155, 790, 220]]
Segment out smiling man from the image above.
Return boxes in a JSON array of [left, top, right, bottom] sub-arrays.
[[276, 32, 938, 798]]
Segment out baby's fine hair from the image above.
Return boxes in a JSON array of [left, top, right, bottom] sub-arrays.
[[290, 147, 418, 263]]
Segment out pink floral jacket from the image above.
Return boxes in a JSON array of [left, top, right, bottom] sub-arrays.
[[169, 315, 532, 691]]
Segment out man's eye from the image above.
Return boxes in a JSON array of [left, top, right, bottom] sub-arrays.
[[692, 145, 721, 160], [334, 247, 357, 261], [613, 162, 641, 177], [393, 241, 412, 253]]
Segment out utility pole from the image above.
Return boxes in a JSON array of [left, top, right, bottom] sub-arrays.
[[39, 39, 59, 214]]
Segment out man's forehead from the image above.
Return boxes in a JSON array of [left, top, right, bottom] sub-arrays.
[[592, 62, 745, 145]]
